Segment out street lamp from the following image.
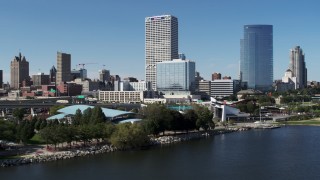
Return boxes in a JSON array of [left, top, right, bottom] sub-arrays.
[[260, 105, 262, 122]]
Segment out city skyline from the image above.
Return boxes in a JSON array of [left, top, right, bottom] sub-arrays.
[[0, 0, 319, 83]]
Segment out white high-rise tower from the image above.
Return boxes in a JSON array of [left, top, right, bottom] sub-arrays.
[[145, 15, 179, 90], [289, 46, 307, 89]]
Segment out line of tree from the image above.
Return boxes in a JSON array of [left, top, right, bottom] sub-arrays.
[[0, 116, 44, 146], [1, 105, 215, 150], [140, 104, 214, 135], [39, 122, 115, 149]]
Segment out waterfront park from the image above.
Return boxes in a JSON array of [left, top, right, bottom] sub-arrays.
[[2, 87, 320, 166]]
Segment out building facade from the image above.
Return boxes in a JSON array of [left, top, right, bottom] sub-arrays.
[[122, 81, 151, 91], [194, 80, 211, 99], [240, 25, 273, 91], [212, 72, 221, 80], [57, 82, 82, 96], [99, 69, 110, 82], [210, 80, 234, 98], [74, 78, 99, 92], [289, 46, 307, 89], [156, 59, 195, 92], [145, 15, 179, 90], [71, 69, 87, 80], [56, 52, 71, 85], [99, 91, 144, 103], [10, 53, 30, 89], [32, 73, 50, 86], [49, 66, 57, 84]]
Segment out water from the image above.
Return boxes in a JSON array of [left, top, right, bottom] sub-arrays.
[[1, 126, 320, 180]]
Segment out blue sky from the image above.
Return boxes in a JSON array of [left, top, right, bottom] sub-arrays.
[[0, 0, 319, 83]]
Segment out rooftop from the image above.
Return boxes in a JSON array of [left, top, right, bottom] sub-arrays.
[[47, 105, 134, 121]]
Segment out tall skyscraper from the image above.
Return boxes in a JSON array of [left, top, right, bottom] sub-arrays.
[[0, 70, 3, 88], [240, 25, 273, 91], [289, 46, 307, 89], [56, 52, 71, 85], [49, 65, 57, 84], [10, 53, 30, 89], [145, 15, 179, 90]]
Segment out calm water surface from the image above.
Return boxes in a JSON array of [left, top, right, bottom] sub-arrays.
[[1, 126, 320, 180]]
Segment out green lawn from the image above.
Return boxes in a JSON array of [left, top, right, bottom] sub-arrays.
[[27, 134, 46, 145], [0, 155, 22, 160], [285, 119, 320, 125]]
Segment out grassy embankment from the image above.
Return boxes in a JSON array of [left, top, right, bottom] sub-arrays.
[[1, 134, 45, 160], [282, 118, 320, 126], [0, 155, 21, 160], [27, 134, 46, 145]]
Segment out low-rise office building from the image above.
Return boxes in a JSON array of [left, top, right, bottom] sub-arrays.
[[210, 80, 234, 98], [98, 91, 144, 103], [194, 80, 211, 99], [122, 81, 151, 91]]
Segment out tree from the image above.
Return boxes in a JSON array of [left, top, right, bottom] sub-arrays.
[[59, 125, 75, 148], [90, 106, 106, 124], [13, 108, 26, 122], [246, 102, 257, 115], [81, 108, 92, 124], [77, 125, 93, 145], [89, 124, 105, 142], [31, 116, 38, 130], [130, 108, 139, 113], [183, 109, 197, 132], [141, 104, 172, 135], [35, 118, 42, 131], [73, 109, 82, 125], [49, 105, 65, 115], [39, 126, 52, 147], [39, 119, 47, 129], [102, 122, 116, 142], [16, 120, 35, 144], [110, 123, 149, 149], [0, 120, 16, 143], [194, 106, 214, 131], [168, 110, 184, 133], [39, 126, 61, 149]]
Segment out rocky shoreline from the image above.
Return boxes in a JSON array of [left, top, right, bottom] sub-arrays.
[[1, 127, 250, 167], [0, 144, 116, 167], [151, 127, 250, 145]]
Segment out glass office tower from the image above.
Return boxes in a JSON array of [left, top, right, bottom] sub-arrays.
[[156, 59, 195, 92], [145, 15, 179, 90], [240, 25, 273, 91]]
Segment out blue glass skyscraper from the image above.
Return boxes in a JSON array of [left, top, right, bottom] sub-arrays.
[[240, 25, 273, 91]]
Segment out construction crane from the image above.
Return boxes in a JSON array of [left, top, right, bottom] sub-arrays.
[[78, 63, 98, 69]]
